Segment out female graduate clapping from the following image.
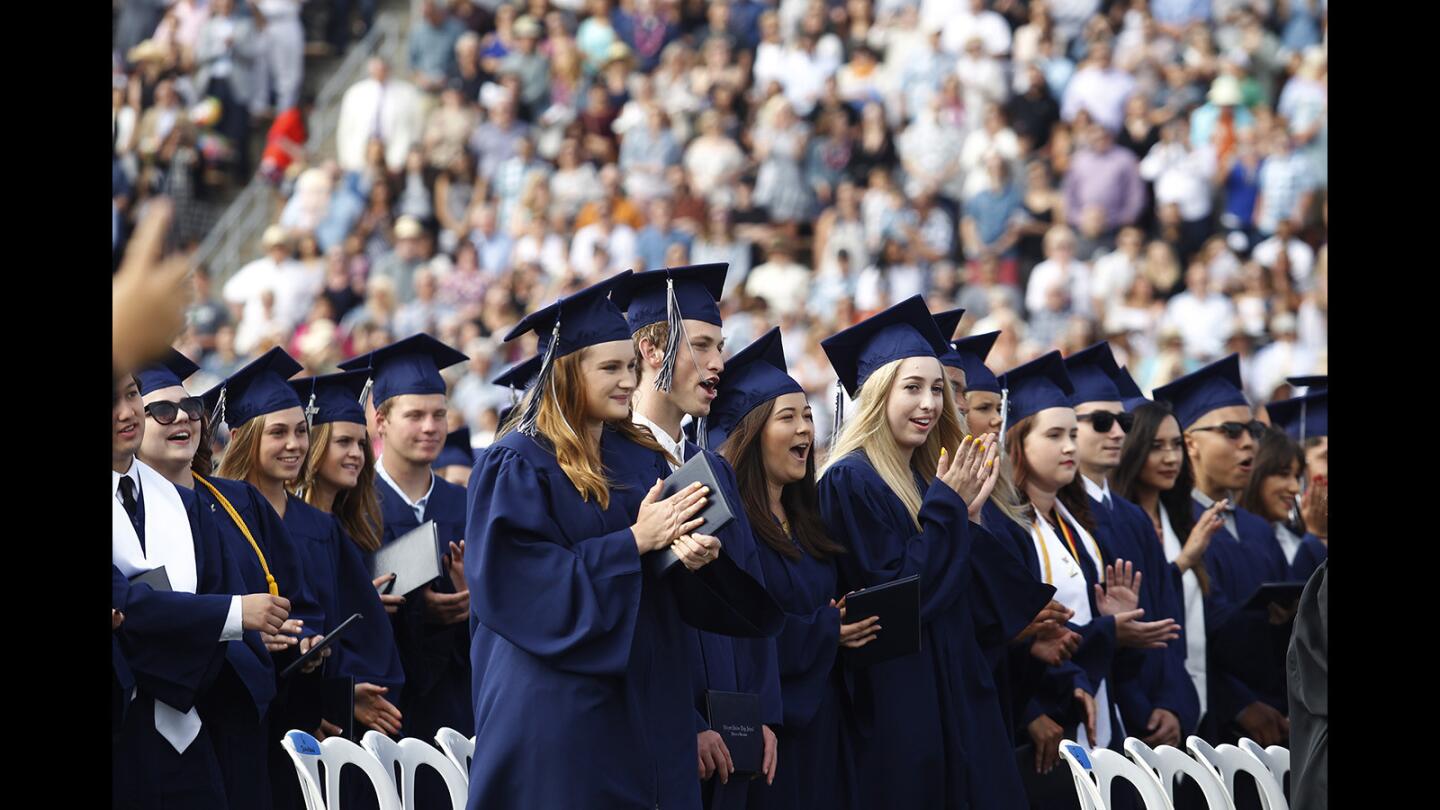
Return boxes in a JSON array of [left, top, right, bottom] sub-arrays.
[[464, 271, 782, 810]]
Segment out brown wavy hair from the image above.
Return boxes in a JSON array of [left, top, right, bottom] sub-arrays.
[[718, 398, 845, 561], [215, 416, 274, 484], [293, 421, 384, 552], [498, 347, 669, 509]]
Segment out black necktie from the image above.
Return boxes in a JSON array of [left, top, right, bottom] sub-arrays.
[[119, 477, 144, 551]]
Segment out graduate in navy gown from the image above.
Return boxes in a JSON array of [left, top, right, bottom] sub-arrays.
[[1111, 402, 1232, 748], [433, 426, 478, 487], [953, 330, 1005, 439], [464, 272, 783, 809], [697, 327, 872, 810], [112, 374, 289, 810], [978, 353, 1179, 807], [612, 264, 785, 806], [137, 349, 329, 810], [1153, 356, 1293, 748], [817, 296, 1050, 810], [339, 334, 474, 757], [1262, 390, 1328, 580], [1064, 343, 1200, 747]]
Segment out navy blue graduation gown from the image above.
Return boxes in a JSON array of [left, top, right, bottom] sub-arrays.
[[818, 452, 1048, 810], [464, 428, 782, 810], [113, 484, 275, 810], [1194, 501, 1291, 741], [678, 442, 784, 810], [373, 473, 473, 743], [745, 528, 846, 810], [1289, 533, 1327, 582], [1090, 493, 1201, 737], [113, 566, 136, 734]]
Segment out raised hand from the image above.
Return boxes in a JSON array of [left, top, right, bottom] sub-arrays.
[[1094, 559, 1141, 616], [1178, 499, 1226, 572], [1113, 608, 1181, 649], [1301, 476, 1328, 539]]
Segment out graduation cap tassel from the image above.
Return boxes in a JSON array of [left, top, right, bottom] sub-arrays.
[[1298, 397, 1308, 444], [210, 387, 228, 428], [695, 415, 709, 451], [998, 386, 1010, 458], [517, 318, 562, 437], [655, 278, 683, 393], [829, 379, 845, 455], [303, 390, 319, 428], [358, 376, 374, 409]]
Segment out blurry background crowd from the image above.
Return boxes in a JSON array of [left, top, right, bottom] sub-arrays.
[[113, 0, 1328, 450]]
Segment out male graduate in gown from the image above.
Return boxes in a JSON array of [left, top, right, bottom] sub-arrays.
[[339, 334, 473, 804], [112, 374, 289, 809], [613, 264, 785, 807], [1153, 356, 1292, 754], [1064, 343, 1200, 748], [1262, 388, 1328, 581]]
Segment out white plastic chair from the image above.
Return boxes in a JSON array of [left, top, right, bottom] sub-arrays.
[[1089, 747, 1175, 809], [361, 730, 469, 810], [434, 727, 475, 784], [1238, 739, 1290, 791], [1187, 736, 1288, 810], [1124, 737, 1235, 810], [280, 729, 404, 810], [1057, 740, 1108, 810]]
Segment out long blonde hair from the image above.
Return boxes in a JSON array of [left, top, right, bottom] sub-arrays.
[[498, 348, 668, 510], [820, 357, 965, 528], [292, 421, 384, 552], [216, 416, 273, 483]]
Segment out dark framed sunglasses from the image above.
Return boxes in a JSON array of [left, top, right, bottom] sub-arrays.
[[1077, 410, 1134, 433], [144, 397, 205, 426], [1189, 420, 1266, 441]]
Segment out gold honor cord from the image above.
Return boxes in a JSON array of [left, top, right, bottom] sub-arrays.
[[1032, 510, 1106, 584], [193, 473, 280, 596]]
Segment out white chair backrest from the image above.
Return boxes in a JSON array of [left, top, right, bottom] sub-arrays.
[[361, 730, 468, 810], [319, 735, 405, 810], [1238, 739, 1291, 788], [280, 730, 328, 810], [434, 727, 475, 784], [1188, 736, 1287, 810], [1057, 741, 1108, 810], [1089, 747, 1175, 810], [1128, 740, 1234, 810]]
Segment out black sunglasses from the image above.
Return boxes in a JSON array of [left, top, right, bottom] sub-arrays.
[[1189, 420, 1266, 441], [145, 397, 205, 426], [1077, 410, 1134, 433]]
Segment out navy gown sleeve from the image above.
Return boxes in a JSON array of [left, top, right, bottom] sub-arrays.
[[328, 519, 406, 691], [774, 594, 841, 729], [817, 457, 972, 617], [466, 446, 646, 676], [239, 479, 326, 636], [1289, 534, 1327, 582]]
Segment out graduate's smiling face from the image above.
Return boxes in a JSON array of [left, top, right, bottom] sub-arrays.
[[320, 421, 369, 491], [1140, 415, 1185, 492], [113, 377, 144, 467], [943, 365, 970, 420], [645, 319, 725, 417], [761, 392, 813, 485], [1021, 407, 1079, 493], [377, 394, 448, 465], [1185, 405, 1256, 492], [885, 356, 946, 450], [139, 385, 200, 469], [581, 341, 640, 423], [1257, 458, 1303, 523], [1074, 400, 1127, 474], [258, 408, 309, 484], [965, 390, 1002, 437]]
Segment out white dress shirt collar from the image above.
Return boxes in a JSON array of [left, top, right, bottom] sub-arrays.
[[375, 454, 434, 523]]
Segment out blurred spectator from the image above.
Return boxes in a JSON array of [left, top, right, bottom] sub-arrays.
[[1064, 121, 1146, 238], [635, 198, 693, 270], [746, 239, 811, 317], [254, 1, 306, 119], [1062, 40, 1135, 133], [1026, 225, 1093, 320], [412, 0, 467, 93], [1253, 128, 1317, 237], [1162, 261, 1235, 360], [337, 58, 424, 173]]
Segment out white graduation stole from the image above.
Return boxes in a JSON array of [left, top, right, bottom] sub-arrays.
[[112, 459, 204, 754]]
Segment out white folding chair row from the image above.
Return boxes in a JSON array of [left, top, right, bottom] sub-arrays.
[[1187, 735, 1289, 810], [1124, 737, 1234, 810], [281, 729, 469, 810], [1237, 737, 1290, 789], [434, 726, 475, 783], [1059, 740, 1175, 809]]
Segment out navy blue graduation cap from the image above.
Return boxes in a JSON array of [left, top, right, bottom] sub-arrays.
[[822, 295, 950, 399], [136, 349, 201, 396], [997, 351, 1076, 425], [1116, 365, 1149, 411], [1063, 342, 1124, 405], [695, 328, 804, 451], [1266, 391, 1327, 442], [337, 333, 469, 409], [433, 427, 477, 469], [1151, 353, 1249, 429], [611, 263, 728, 394], [931, 307, 968, 371], [1286, 375, 1328, 393], [200, 347, 304, 428], [288, 369, 370, 427], [950, 331, 1002, 395], [503, 271, 636, 435], [492, 354, 541, 427]]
